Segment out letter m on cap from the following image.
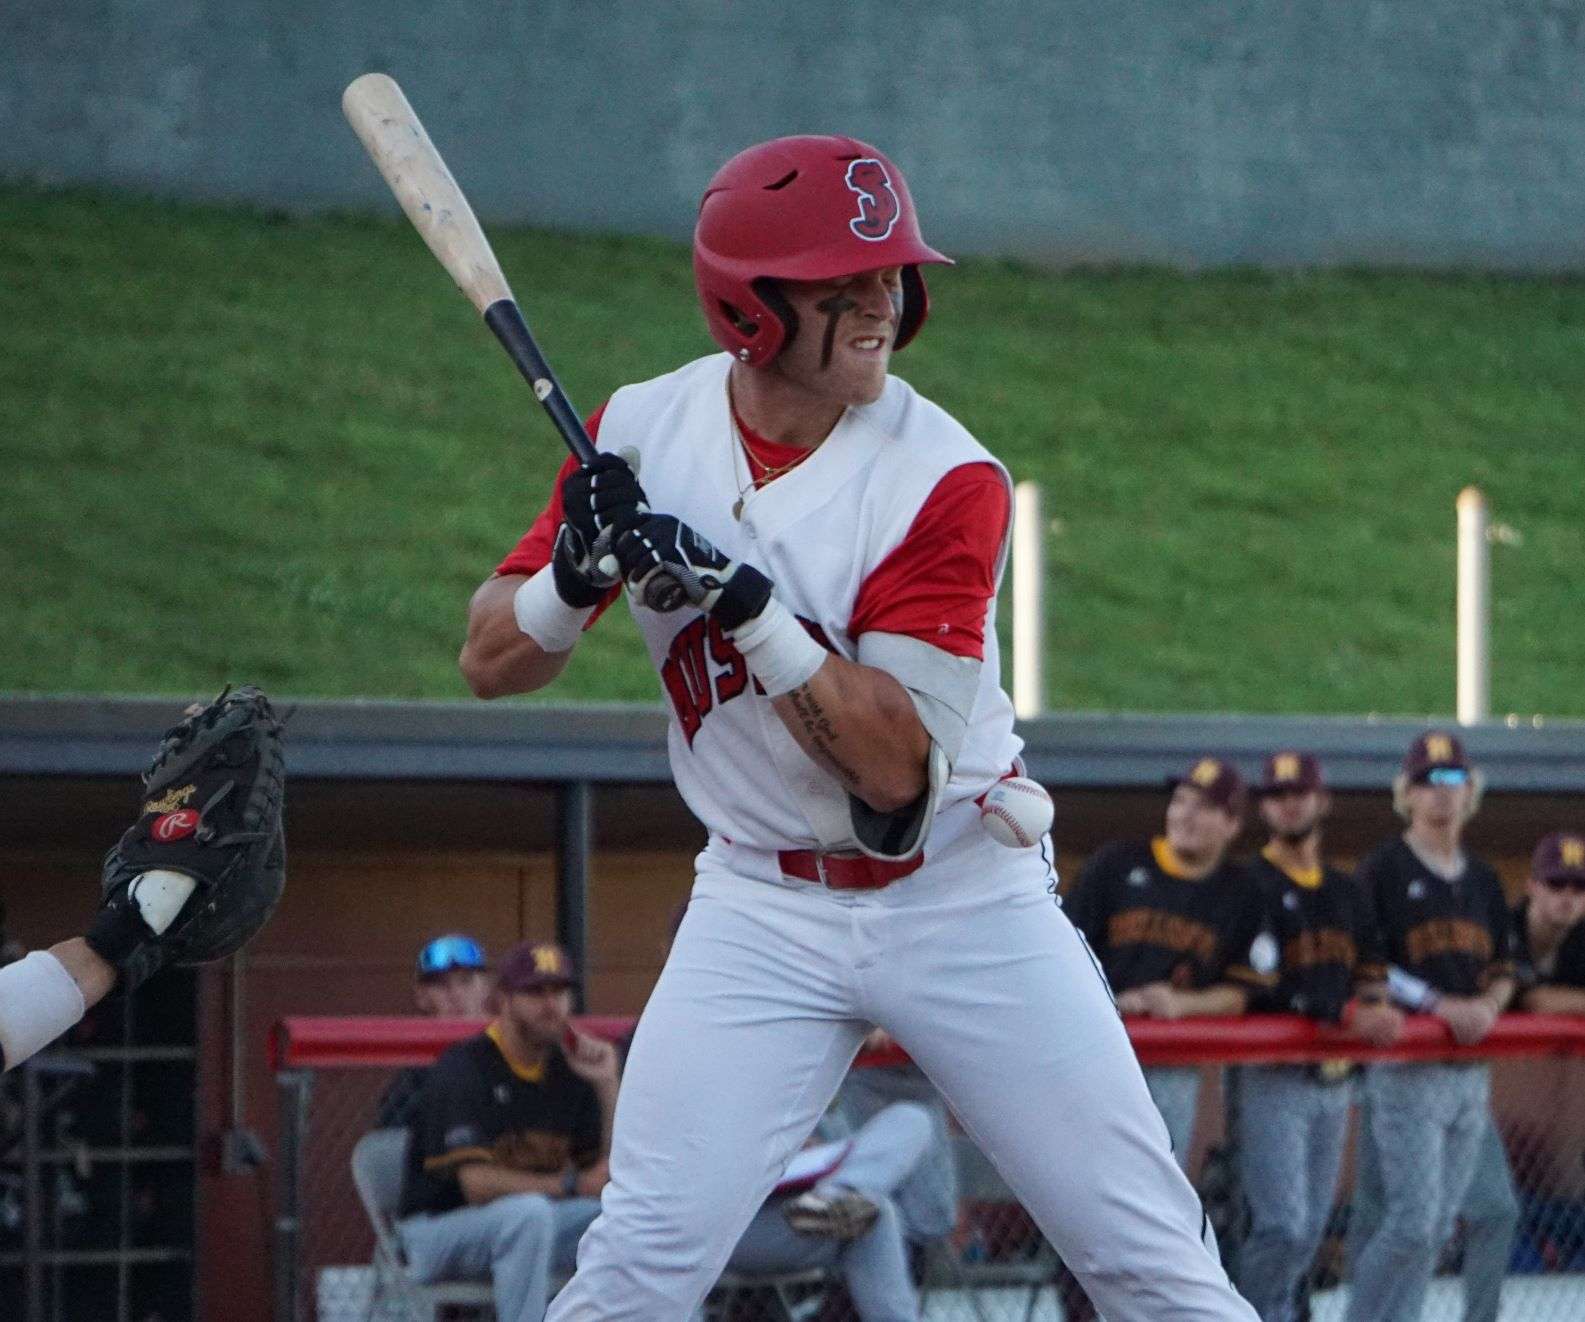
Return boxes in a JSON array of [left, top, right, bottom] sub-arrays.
[[1426, 734, 1454, 762], [1274, 754, 1300, 781], [532, 946, 563, 974], [1191, 759, 1222, 786], [1564, 838, 1585, 868]]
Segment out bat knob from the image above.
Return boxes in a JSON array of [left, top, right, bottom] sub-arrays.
[[644, 576, 689, 614]]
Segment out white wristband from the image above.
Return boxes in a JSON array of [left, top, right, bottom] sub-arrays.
[[0, 951, 86, 1072], [513, 567, 596, 653], [729, 598, 827, 697]]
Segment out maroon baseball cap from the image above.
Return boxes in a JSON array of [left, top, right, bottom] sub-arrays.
[[1167, 757, 1246, 816], [1532, 831, 1585, 884], [1255, 751, 1324, 797], [497, 941, 578, 993], [1402, 731, 1472, 783]]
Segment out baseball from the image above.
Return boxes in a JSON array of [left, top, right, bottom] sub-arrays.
[[979, 777, 1054, 848]]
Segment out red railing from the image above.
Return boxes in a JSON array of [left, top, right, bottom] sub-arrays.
[[273, 1011, 1585, 1071]]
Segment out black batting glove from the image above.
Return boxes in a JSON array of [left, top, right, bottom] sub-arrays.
[[613, 514, 774, 630], [562, 453, 649, 549], [551, 452, 650, 608], [550, 523, 622, 608]]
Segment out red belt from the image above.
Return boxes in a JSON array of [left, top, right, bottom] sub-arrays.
[[776, 849, 924, 890]]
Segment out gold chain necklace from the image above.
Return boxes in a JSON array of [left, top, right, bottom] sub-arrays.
[[729, 422, 815, 520]]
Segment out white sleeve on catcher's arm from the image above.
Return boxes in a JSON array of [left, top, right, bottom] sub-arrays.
[[0, 950, 86, 1073]]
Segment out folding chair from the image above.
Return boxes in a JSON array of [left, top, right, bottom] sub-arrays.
[[948, 1135, 1063, 1322], [706, 1266, 832, 1321], [350, 1126, 495, 1320]]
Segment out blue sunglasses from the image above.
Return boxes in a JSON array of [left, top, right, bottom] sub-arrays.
[[1422, 767, 1470, 787], [417, 934, 487, 978]]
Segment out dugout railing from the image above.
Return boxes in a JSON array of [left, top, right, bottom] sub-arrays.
[[271, 1015, 1585, 1322]]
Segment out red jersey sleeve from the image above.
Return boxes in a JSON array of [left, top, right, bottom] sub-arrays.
[[847, 462, 1010, 661], [493, 403, 622, 622]]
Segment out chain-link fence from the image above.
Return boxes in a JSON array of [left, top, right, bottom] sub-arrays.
[[272, 1017, 1585, 1322]]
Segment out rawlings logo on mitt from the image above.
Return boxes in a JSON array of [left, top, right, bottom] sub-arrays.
[[89, 686, 286, 989]]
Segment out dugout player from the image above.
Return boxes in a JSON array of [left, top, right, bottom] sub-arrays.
[[459, 137, 1257, 1320], [1514, 830, 1585, 1012], [377, 933, 495, 1127], [1345, 733, 1515, 1322], [1064, 756, 1276, 1164], [1232, 752, 1401, 1322], [397, 941, 617, 1322]]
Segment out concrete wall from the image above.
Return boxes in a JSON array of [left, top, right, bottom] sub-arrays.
[[4, 3, 1585, 265]]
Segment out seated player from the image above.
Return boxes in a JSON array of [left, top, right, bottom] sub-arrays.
[[397, 941, 619, 1322], [377, 933, 494, 1127], [715, 1099, 937, 1322], [0, 689, 284, 1073]]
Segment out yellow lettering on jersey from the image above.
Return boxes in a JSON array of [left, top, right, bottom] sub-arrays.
[[1404, 918, 1491, 967], [1108, 907, 1219, 964]]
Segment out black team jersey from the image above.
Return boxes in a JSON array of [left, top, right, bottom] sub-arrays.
[[1355, 837, 1514, 997], [1512, 898, 1585, 992], [1065, 838, 1276, 996], [400, 1023, 602, 1217], [1248, 850, 1387, 1023]]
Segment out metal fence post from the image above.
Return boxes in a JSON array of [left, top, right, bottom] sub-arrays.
[[274, 1067, 313, 1322], [1457, 485, 1490, 725], [557, 780, 593, 1012], [1012, 481, 1045, 719]]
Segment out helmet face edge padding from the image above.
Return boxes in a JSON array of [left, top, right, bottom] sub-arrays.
[[693, 135, 952, 366]]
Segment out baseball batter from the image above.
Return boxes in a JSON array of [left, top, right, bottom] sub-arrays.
[[461, 136, 1256, 1320]]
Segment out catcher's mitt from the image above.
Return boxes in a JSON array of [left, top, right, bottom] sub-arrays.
[[87, 686, 286, 989]]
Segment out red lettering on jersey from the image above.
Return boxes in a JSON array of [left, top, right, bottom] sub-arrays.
[[661, 612, 837, 744], [662, 655, 702, 746], [708, 618, 748, 704]]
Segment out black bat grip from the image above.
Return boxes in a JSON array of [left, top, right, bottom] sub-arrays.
[[483, 299, 598, 464]]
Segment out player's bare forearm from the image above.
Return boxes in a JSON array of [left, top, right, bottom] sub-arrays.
[[49, 938, 118, 1009], [1174, 984, 1249, 1018], [456, 1161, 567, 1205], [1524, 985, 1585, 1014], [771, 655, 930, 813], [574, 1159, 610, 1197], [459, 575, 573, 698]]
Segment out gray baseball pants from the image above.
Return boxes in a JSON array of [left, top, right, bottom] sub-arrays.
[[708, 1100, 935, 1322], [1349, 1092, 1518, 1322], [1143, 1065, 1203, 1170], [399, 1192, 601, 1322], [1345, 1063, 1489, 1322], [1233, 1066, 1352, 1322]]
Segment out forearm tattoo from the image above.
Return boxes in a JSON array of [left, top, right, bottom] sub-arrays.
[[785, 683, 862, 787]]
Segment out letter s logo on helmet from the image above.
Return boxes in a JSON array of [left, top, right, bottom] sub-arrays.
[[693, 135, 953, 366], [845, 160, 900, 241]]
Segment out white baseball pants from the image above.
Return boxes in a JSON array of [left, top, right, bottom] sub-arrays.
[[548, 820, 1257, 1321]]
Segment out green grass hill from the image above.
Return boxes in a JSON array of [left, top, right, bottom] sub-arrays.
[[3, 186, 1582, 717]]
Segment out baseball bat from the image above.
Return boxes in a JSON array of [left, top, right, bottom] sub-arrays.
[[341, 73, 686, 609]]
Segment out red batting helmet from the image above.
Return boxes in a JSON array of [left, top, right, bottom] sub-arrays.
[[693, 135, 952, 366]]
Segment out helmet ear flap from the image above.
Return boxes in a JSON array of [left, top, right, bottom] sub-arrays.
[[751, 278, 799, 356], [894, 266, 929, 351]]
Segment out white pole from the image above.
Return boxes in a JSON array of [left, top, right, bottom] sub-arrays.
[[1012, 481, 1045, 719], [1456, 485, 1490, 725]]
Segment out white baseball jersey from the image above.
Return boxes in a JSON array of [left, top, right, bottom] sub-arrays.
[[593, 352, 1021, 854]]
